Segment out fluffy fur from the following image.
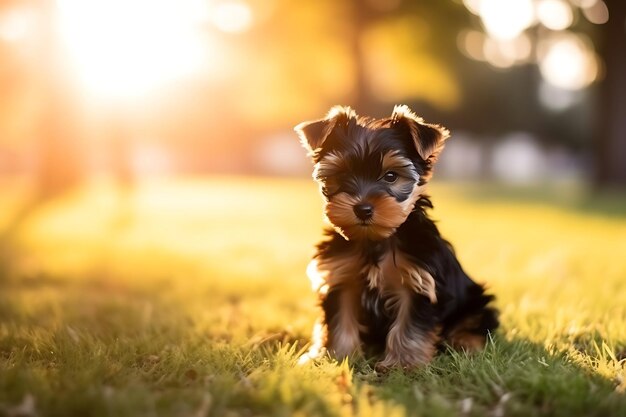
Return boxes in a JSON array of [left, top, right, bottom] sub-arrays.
[[296, 105, 499, 369]]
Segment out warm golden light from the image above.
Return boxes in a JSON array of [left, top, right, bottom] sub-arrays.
[[210, 0, 253, 34], [0, 8, 33, 43], [55, 0, 210, 100], [362, 18, 460, 110]]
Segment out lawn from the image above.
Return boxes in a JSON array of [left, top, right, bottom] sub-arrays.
[[0, 177, 625, 417]]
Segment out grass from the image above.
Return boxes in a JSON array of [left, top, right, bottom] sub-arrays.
[[0, 176, 625, 417]]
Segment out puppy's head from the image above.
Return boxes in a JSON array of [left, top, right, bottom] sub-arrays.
[[295, 105, 449, 241]]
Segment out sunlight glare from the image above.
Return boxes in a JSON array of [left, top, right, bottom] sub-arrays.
[[0, 8, 33, 42], [479, 0, 534, 40], [211, 1, 253, 34], [56, 0, 210, 100]]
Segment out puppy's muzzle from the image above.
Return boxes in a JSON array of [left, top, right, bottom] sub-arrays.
[[353, 203, 374, 221]]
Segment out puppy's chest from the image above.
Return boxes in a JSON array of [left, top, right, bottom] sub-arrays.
[[312, 248, 437, 303], [363, 252, 407, 293]]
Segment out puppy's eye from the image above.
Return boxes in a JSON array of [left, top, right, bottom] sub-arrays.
[[382, 171, 398, 183]]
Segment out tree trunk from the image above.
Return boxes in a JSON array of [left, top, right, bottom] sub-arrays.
[[594, 0, 626, 188], [350, 0, 374, 114], [36, 0, 83, 199]]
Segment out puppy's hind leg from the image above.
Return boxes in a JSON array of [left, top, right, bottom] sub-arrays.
[[443, 302, 499, 352], [378, 291, 439, 370]]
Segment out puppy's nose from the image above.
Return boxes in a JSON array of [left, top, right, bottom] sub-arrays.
[[353, 203, 374, 221]]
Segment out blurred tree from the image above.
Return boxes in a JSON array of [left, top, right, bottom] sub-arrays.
[[455, 0, 626, 186], [218, 0, 464, 125], [350, 0, 374, 113], [595, 0, 626, 187], [352, 0, 463, 115]]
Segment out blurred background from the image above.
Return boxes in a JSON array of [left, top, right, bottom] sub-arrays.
[[1, 4, 626, 413], [0, 0, 624, 193], [0, 0, 625, 285]]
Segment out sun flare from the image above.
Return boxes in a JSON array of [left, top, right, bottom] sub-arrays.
[[55, 0, 211, 100]]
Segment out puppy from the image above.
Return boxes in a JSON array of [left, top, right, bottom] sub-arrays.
[[295, 105, 498, 369]]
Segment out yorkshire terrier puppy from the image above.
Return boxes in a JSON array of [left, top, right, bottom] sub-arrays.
[[295, 105, 498, 369]]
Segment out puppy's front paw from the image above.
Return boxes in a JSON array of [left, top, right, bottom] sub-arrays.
[[329, 341, 363, 361], [297, 346, 327, 365], [375, 358, 408, 372], [298, 320, 328, 365], [376, 350, 432, 371]]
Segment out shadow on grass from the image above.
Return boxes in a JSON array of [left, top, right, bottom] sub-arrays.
[[345, 336, 626, 417]]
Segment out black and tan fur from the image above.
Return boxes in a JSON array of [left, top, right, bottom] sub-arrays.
[[296, 105, 498, 369]]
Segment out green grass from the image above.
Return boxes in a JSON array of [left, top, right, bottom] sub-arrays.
[[0, 176, 625, 417]]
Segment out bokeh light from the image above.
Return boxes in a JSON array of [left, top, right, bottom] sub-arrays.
[[582, 0, 609, 24], [538, 33, 599, 90], [536, 0, 574, 30], [478, 0, 535, 40], [483, 33, 532, 68], [460, 0, 609, 92], [457, 29, 486, 61], [538, 80, 581, 111]]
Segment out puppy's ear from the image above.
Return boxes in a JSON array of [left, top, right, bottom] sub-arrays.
[[391, 104, 450, 163], [294, 105, 357, 156]]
